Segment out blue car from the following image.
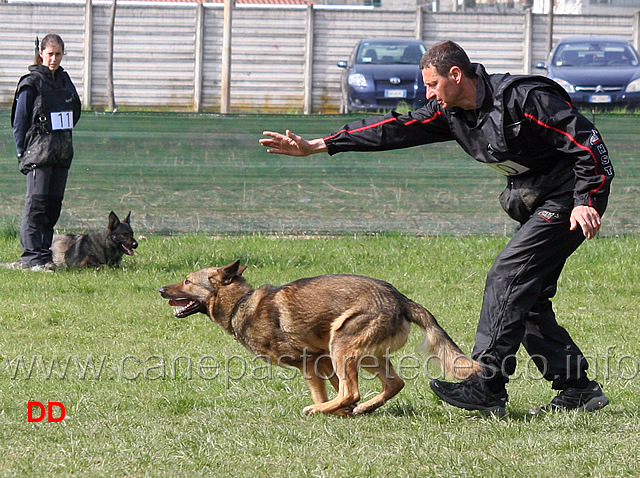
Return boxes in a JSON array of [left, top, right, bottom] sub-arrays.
[[337, 38, 427, 113], [536, 36, 640, 110]]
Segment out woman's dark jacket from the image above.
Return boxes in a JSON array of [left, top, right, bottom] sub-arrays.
[[11, 64, 81, 174]]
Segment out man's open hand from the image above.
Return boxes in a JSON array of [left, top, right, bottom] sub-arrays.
[[260, 130, 327, 157], [570, 205, 601, 239]]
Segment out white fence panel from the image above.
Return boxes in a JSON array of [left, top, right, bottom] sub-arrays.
[[90, 4, 197, 109], [0, 4, 85, 103], [0, 2, 637, 113]]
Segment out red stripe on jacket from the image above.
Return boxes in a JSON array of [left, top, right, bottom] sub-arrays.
[[323, 111, 443, 141], [523, 112, 606, 206]]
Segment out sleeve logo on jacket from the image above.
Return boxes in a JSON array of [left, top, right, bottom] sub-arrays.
[[593, 139, 614, 177]]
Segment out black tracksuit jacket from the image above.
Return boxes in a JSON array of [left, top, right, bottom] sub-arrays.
[[324, 63, 614, 223]]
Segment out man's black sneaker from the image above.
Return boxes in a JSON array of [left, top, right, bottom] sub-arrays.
[[529, 381, 609, 415], [430, 376, 508, 417]]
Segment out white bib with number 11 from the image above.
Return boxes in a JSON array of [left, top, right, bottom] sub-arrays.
[[50, 111, 73, 131]]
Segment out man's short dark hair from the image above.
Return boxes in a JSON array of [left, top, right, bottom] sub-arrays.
[[420, 40, 477, 78]]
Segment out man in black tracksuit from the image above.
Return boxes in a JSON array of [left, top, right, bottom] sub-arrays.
[[260, 40, 614, 416]]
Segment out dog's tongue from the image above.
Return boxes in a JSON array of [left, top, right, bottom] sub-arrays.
[[169, 299, 192, 307], [123, 245, 135, 256]]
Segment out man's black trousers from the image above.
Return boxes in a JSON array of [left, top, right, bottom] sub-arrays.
[[472, 195, 604, 390]]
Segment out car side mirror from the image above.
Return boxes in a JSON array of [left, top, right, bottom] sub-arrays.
[[535, 62, 547, 70], [337, 61, 348, 68]]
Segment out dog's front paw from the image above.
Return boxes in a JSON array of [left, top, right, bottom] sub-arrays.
[[302, 405, 317, 416], [302, 404, 355, 417], [351, 404, 370, 415]]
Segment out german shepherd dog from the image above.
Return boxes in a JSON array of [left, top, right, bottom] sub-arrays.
[[51, 211, 138, 268], [160, 260, 483, 416]]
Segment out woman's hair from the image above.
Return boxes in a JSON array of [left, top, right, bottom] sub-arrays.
[[420, 40, 477, 78], [34, 34, 65, 65]]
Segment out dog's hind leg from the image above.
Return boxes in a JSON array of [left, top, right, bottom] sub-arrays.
[[315, 356, 356, 415], [352, 359, 404, 415]]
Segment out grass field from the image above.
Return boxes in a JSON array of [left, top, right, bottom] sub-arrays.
[[1, 111, 639, 476], [0, 111, 639, 235], [1, 234, 639, 477]]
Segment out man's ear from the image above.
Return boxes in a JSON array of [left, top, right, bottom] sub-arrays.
[[449, 65, 463, 84]]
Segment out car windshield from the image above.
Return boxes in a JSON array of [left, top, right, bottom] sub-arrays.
[[552, 41, 640, 68], [356, 42, 425, 65]]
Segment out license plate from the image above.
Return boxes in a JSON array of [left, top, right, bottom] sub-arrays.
[[384, 89, 407, 98], [589, 95, 612, 104]]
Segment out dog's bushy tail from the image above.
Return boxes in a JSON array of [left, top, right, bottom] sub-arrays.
[[405, 300, 483, 380]]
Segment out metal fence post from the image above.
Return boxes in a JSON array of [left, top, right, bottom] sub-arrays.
[[523, 8, 533, 74], [194, 1, 204, 113], [303, 4, 314, 115], [415, 5, 424, 40], [634, 10, 640, 52], [82, 0, 93, 109], [221, 0, 233, 114]]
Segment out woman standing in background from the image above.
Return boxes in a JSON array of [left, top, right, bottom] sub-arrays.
[[9, 34, 81, 271]]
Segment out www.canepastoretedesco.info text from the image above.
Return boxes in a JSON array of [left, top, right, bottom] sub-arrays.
[[2, 347, 638, 384]]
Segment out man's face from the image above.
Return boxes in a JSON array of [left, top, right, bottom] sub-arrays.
[[422, 65, 463, 109]]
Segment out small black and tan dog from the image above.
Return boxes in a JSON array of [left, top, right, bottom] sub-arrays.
[[51, 211, 138, 268]]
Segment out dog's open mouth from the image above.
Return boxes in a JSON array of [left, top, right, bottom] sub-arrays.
[[120, 244, 136, 256], [168, 298, 205, 318]]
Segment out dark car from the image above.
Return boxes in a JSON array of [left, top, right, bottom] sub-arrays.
[[536, 36, 640, 109], [337, 38, 427, 113]]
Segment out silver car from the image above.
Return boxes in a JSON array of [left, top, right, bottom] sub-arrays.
[[536, 36, 640, 110]]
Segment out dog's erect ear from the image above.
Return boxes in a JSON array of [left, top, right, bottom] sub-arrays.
[[229, 261, 247, 276], [108, 211, 120, 231], [123, 211, 131, 224], [212, 260, 247, 285]]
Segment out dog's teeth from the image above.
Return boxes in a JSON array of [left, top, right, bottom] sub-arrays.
[[173, 300, 197, 317]]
